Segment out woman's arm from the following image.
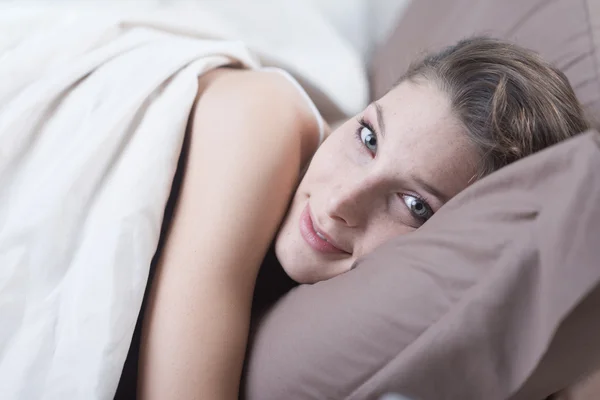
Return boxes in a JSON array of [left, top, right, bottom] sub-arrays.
[[138, 68, 319, 400]]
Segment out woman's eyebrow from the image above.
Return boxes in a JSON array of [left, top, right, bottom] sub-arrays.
[[374, 101, 386, 138], [411, 174, 451, 204]]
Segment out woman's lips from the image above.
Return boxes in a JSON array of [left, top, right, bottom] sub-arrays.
[[299, 204, 347, 254]]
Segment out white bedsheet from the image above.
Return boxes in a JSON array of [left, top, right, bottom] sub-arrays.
[[0, 4, 367, 399]]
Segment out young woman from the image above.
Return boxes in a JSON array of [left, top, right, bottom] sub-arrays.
[[136, 37, 589, 399]]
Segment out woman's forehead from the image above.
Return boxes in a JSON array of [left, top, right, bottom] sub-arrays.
[[376, 80, 457, 137], [371, 81, 478, 197]]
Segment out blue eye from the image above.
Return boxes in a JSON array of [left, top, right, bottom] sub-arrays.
[[402, 194, 433, 221], [355, 117, 378, 154], [359, 125, 377, 152]]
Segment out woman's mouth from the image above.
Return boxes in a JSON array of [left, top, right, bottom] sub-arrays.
[[299, 204, 348, 254], [315, 231, 328, 241]]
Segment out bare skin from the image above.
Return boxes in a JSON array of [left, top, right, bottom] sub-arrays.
[[138, 74, 480, 399], [137, 68, 320, 400], [275, 80, 479, 283]]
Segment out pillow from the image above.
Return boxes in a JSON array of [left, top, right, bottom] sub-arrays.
[[243, 131, 600, 400]]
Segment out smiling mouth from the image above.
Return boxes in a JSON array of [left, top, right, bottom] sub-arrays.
[[315, 230, 328, 242], [299, 204, 348, 255]]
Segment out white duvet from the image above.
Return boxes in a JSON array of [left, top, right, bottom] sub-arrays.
[[0, 3, 367, 399]]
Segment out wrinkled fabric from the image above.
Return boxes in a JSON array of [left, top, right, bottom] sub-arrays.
[[244, 131, 600, 400], [0, 5, 357, 399]]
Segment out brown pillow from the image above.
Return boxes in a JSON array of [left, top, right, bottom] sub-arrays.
[[242, 131, 600, 400]]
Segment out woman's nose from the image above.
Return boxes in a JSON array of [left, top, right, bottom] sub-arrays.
[[325, 177, 377, 228]]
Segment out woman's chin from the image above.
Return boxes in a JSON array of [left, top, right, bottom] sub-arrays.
[[275, 240, 353, 284], [278, 257, 313, 284], [274, 231, 310, 283]]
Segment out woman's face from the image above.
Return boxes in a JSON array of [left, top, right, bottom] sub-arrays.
[[275, 80, 479, 283]]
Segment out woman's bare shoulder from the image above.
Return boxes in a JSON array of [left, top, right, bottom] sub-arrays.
[[139, 67, 321, 400], [194, 68, 320, 156]]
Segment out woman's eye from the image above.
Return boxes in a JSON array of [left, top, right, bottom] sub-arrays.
[[360, 126, 377, 152], [402, 195, 433, 221]]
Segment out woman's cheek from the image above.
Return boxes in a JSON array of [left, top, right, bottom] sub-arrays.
[[361, 219, 415, 256]]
